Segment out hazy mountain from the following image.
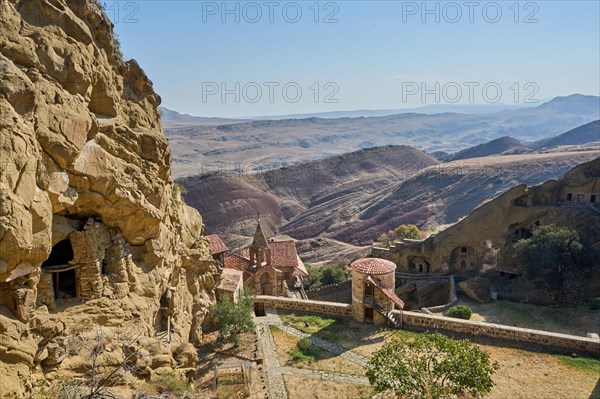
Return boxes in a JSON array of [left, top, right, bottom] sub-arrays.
[[443, 120, 600, 161], [165, 94, 600, 178], [158, 106, 248, 127], [445, 136, 529, 162], [244, 102, 538, 120], [530, 120, 600, 150]]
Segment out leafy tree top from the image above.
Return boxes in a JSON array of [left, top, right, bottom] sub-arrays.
[[366, 333, 498, 399]]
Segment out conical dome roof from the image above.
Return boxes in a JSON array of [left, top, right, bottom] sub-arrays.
[[250, 220, 270, 250]]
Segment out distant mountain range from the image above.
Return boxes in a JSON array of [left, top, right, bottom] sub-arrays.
[[159, 107, 249, 127], [178, 120, 599, 255], [445, 120, 599, 161], [164, 94, 600, 178]]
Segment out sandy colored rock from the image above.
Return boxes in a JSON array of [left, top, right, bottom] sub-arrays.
[[459, 276, 492, 304], [0, 0, 220, 396]]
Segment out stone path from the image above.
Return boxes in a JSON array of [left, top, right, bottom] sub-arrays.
[[255, 316, 288, 399], [254, 308, 371, 399]]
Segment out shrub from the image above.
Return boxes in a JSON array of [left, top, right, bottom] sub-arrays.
[[152, 371, 190, 394], [211, 291, 255, 345], [446, 305, 473, 320], [514, 225, 591, 302]]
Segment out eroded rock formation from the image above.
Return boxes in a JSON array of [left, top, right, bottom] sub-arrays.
[[0, 0, 219, 396]]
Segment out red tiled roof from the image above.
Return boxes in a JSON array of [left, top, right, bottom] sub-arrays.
[[224, 255, 253, 282], [239, 248, 250, 259], [351, 258, 396, 275], [292, 255, 308, 277], [269, 241, 299, 268], [224, 254, 250, 271], [367, 275, 404, 309], [218, 268, 243, 292], [206, 234, 228, 255]]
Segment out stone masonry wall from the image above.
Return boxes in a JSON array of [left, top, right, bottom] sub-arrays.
[[255, 296, 600, 355], [394, 310, 600, 355], [306, 280, 352, 303], [255, 295, 352, 317]]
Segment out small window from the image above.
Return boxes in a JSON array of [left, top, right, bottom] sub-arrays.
[[566, 193, 573, 202], [591, 194, 597, 204], [461, 247, 467, 253]]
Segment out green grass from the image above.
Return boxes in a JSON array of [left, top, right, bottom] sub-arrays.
[[278, 310, 351, 343], [289, 338, 325, 363], [487, 301, 547, 329], [279, 311, 339, 333], [556, 355, 600, 374]]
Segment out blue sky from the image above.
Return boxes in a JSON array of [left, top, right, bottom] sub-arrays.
[[108, 1, 600, 117]]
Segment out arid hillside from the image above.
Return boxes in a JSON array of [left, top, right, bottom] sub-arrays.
[[166, 94, 599, 178], [179, 146, 438, 248], [180, 143, 598, 250]]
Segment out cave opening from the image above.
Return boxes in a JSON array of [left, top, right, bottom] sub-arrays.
[[42, 239, 78, 299], [42, 239, 74, 267]]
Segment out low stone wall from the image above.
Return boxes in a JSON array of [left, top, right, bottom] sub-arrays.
[[255, 295, 352, 317], [257, 296, 599, 355], [306, 280, 352, 303], [393, 310, 600, 355]]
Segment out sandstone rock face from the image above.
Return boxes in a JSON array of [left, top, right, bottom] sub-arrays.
[[459, 276, 492, 304], [0, 1, 219, 396]]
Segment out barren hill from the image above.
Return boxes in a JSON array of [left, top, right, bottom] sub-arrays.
[[445, 136, 529, 161], [328, 151, 600, 244], [180, 146, 438, 248], [180, 144, 599, 250], [530, 119, 600, 150]]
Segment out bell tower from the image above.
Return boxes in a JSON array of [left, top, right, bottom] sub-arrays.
[[249, 216, 270, 267]]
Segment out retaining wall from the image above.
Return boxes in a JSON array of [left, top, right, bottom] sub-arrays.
[[394, 310, 600, 355], [255, 295, 600, 355], [255, 295, 352, 317]]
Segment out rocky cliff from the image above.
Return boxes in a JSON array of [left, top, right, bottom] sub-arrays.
[[0, 0, 219, 396]]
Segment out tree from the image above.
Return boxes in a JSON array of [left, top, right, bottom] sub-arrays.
[[514, 225, 589, 302], [377, 225, 422, 248], [211, 291, 255, 345], [366, 333, 498, 399], [303, 263, 350, 290], [394, 224, 421, 240]]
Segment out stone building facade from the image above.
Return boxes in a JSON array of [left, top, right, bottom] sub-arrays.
[[224, 221, 308, 296]]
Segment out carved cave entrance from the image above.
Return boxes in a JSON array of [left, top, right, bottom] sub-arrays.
[[42, 239, 79, 299]]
